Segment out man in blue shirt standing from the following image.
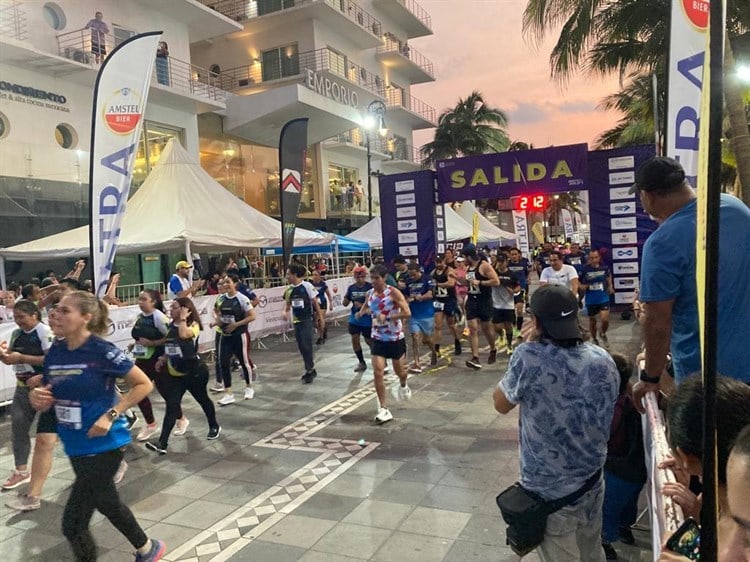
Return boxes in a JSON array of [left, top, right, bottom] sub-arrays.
[[579, 249, 613, 346], [632, 157, 750, 408]]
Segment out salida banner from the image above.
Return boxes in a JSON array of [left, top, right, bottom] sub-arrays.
[[435, 143, 587, 202]]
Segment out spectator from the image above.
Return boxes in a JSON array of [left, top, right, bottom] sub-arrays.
[[494, 284, 618, 560], [167, 261, 204, 300], [155, 41, 170, 86], [84, 11, 109, 64], [721, 425, 750, 561]]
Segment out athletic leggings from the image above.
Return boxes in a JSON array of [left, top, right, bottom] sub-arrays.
[[63, 448, 147, 561], [217, 331, 253, 388], [156, 363, 218, 448], [135, 356, 182, 422]]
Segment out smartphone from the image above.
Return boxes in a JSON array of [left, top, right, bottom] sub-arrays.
[[665, 517, 701, 560]]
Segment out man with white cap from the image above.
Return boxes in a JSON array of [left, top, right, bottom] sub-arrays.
[[167, 261, 204, 300]]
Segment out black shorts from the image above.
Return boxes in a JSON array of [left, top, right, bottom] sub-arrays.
[[513, 289, 527, 304], [348, 323, 372, 339], [371, 338, 406, 360], [492, 308, 516, 324], [37, 408, 57, 434], [92, 42, 106, 56], [466, 297, 492, 322], [433, 299, 458, 317], [587, 303, 610, 316]]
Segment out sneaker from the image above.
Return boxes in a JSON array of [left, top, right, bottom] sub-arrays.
[[251, 366, 259, 382], [6, 493, 41, 512], [618, 526, 635, 545], [430, 350, 438, 366], [383, 364, 390, 374], [374, 407, 393, 424], [125, 412, 139, 430], [506, 345, 513, 356], [392, 384, 412, 402], [301, 371, 315, 384], [145, 441, 167, 455], [135, 538, 166, 562], [602, 542, 618, 560], [244, 387, 255, 400], [316, 337, 324, 345], [207, 426, 221, 440], [466, 357, 482, 370], [218, 393, 235, 406], [136, 423, 159, 442], [231, 359, 240, 372], [173, 417, 190, 436], [600, 332, 609, 346], [513, 328, 522, 338], [454, 340, 462, 356], [113, 460, 128, 484], [487, 349, 497, 364], [408, 364, 423, 374], [209, 382, 225, 393], [2, 469, 30, 490], [353, 362, 367, 373]]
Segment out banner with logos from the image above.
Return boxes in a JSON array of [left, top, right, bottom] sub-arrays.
[[278, 118, 309, 269], [666, 0, 709, 186], [561, 209, 575, 240], [434, 144, 587, 203], [512, 210, 531, 258], [89, 31, 162, 297]]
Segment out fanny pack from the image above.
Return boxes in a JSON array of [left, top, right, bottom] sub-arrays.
[[495, 470, 601, 557]]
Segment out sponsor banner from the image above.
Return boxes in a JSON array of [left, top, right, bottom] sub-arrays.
[[89, 32, 161, 297], [608, 171, 635, 185], [396, 193, 416, 205], [610, 202, 637, 215], [614, 277, 639, 290], [396, 206, 416, 218], [608, 155, 635, 170], [398, 232, 418, 244], [613, 262, 639, 275], [435, 143, 587, 202], [612, 246, 639, 260], [278, 118, 309, 268], [609, 187, 635, 200], [395, 180, 415, 192], [512, 210, 531, 258], [611, 217, 638, 230], [612, 232, 638, 245], [614, 291, 637, 304], [667, 0, 709, 185], [397, 219, 416, 231]]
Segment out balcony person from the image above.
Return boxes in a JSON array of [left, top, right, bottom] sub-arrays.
[[155, 41, 170, 86], [84, 12, 109, 64]]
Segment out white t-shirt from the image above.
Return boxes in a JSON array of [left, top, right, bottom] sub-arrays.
[[167, 274, 192, 300], [540, 265, 579, 290]]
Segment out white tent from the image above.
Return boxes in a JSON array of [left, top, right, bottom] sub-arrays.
[[0, 139, 333, 262], [455, 201, 516, 243]]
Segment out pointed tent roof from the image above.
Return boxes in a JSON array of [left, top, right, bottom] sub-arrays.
[[0, 139, 332, 261], [455, 201, 517, 243]]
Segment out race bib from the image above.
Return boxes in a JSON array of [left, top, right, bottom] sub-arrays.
[[569, 257, 581, 265], [433, 301, 445, 311], [165, 343, 182, 357], [291, 298, 304, 309], [132, 344, 148, 356], [13, 363, 34, 373], [220, 315, 235, 324], [590, 282, 604, 292], [55, 400, 82, 430], [466, 271, 476, 281], [435, 287, 448, 297]]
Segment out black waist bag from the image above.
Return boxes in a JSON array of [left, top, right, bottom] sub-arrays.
[[496, 470, 601, 557]]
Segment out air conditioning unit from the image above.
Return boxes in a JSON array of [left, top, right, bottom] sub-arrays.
[[73, 49, 89, 64]]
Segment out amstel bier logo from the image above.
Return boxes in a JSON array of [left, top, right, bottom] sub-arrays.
[[102, 87, 143, 134], [682, 0, 709, 30]]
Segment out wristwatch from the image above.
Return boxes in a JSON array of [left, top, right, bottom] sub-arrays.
[[639, 369, 661, 384], [106, 408, 119, 421]]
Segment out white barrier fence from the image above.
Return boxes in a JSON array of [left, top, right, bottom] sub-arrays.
[[0, 277, 354, 405]]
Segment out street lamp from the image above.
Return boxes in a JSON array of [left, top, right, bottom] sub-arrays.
[[364, 100, 388, 220]]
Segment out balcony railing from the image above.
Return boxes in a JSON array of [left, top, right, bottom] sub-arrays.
[[388, 142, 420, 163], [325, 129, 389, 153], [0, 1, 28, 41], [396, 0, 431, 30], [199, 0, 382, 35], [56, 28, 227, 103], [385, 88, 436, 124], [377, 35, 434, 78], [220, 47, 386, 97]]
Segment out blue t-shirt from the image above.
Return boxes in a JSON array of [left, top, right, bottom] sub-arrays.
[[507, 258, 531, 289], [405, 275, 434, 319], [346, 282, 372, 326], [640, 195, 750, 383], [564, 252, 588, 275], [44, 336, 133, 457], [499, 341, 618, 500], [580, 264, 611, 306]]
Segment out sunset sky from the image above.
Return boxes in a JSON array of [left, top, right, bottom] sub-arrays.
[[410, 0, 623, 151]]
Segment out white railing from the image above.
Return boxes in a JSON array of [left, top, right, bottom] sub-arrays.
[[0, 1, 27, 41]]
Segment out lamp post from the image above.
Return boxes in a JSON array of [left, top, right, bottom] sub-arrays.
[[364, 100, 387, 220]]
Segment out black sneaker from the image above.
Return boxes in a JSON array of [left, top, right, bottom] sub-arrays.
[[353, 362, 367, 373], [602, 542, 618, 560], [487, 349, 497, 365], [145, 441, 167, 455], [430, 350, 438, 366], [618, 526, 635, 545], [301, 371, 315, 384], [207, 426, 221, 440], [316, 337, 323, 345], [125, 412, 138, 430], [466, 357, 481, 370], [454, 340, 462, 356]]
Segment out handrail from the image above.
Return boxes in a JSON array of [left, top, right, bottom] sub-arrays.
[[377, 35, 434, 78], [0, 1, 27, 41], [324, 129, 389, 154], [394, 0, 432, 30], [384, 88, 436, 124]]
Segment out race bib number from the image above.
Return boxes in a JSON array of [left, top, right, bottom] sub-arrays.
[[221, 315, 235, 324], [55, 400, 82, 430], [466, 271, 476, 281], [165, 344, 182, 357], [13, 363, 34, 373], [291, 298, 304, 309], [435, 286, 448, 298], [569, 257, 581, 265], [433, 301, 444, 311], [590, 282, 604, 292], [132, 344, 148, 356]]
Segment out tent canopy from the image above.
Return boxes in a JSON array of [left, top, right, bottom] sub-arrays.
[[455, 201, 516, 243], [0, 139, 333, 261], [263, 233, 369, 255]]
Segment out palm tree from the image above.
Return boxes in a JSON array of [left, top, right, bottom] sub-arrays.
[[420, 91, 510, 168]]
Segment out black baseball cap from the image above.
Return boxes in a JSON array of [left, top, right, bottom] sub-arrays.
[[629, 156, 686, 194], [530, 285, 581, 340]]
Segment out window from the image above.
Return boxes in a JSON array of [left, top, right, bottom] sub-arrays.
[[326, 48, 347, 78], [42, 3, 66, 30], [328, 163, 361, 213], [112, 25, 136, 48], [0, 112, 9, 140], [261, 44, 299, 82], [54, 123, 78, 149]]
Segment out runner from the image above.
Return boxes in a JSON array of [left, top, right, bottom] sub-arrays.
[[564, 242, 588, 305], [431, 253, 461, 357], [404, 263, 434, 372], [392, 255, 409, 290], [507, 247, 531, 336], [579, 249, 614, 346], [460, 245, 500, 369], [343, 266, 373, 372], [311, 269, 332, 345], [214, 274, 256, 406], [454, 255, 469, 332], [534, 241, 554, 276], [355, 265, 411, 424], [539, 250, 580, 293], [146, 298, 221, 454], [491, 255, 520, 356], [282, 264, 321, 384]]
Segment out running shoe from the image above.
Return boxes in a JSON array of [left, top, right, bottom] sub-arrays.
[[136, 423, 159, 442], [374, 407, 393, 424], [454, 339, 462, 356], [231, 359, 240, 372], [487, 349, 497, 365], [408, 364, 423, 374], [145, 441, 167, 455], [602, 542, 618, 561], [600, 332, 609, 346], [6, 493, 41, 512], [466, 357, 482, 370], [125, 411, 139, 430], [244, 387, 255, 400], [135, 538, 166, 562], [430, 350, 438, 366], [316, 337, 324, 345], [506, 345, 513, 356], [173, 418, 190, 436], [391, 384, 412, 402], [618, 526, 636, 545], [113, 460, 128, 485], [2, 469, 30, 490], [353, 362, 367, 373], [209, 382, 225, 393], [218, 394, 236, 406], [301, 370, 316, 384], [383, 364, 390, 374], [207, 426, 221, 440], [513, 328, 522, 339]]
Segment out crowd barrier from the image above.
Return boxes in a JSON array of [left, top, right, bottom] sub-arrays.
[[0, 277, 354, 405]]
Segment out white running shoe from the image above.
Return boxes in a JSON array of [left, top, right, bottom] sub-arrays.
[[173, 417, 190, 436], [374, 407, 393, 424], [209, 382, 225, 393], [392, 383, 412, 402], [113, 460, 128, 485], [244, 387, 255, 400], [136, 423, 159, 442], [218, 393, 236, 406], [383, 365, 391, 374]]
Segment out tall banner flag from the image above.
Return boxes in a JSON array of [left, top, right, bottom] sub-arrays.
[[278, 118, 308, 269], [89, 31, 161, 297], [561, 209, 575, 240], [471, 212, 479, 245], [666, 0, 709, 185], [511, 210, 530, 258]]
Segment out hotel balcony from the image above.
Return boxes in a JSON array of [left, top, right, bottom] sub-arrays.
[[376, 142, 423, 172], [376, 35, 435, 84], [323, 129, 391, 159], [372, 0, 432, 38], [384, 88, 436, 129], [198, 0, 383, 49]]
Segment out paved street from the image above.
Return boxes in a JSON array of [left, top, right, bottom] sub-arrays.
[[0, 315, 651, 562]]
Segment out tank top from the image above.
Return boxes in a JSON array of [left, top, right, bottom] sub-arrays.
[[431, 266, 457, 302], [367, 287, 404, 342], [466, 262, 491, 301]]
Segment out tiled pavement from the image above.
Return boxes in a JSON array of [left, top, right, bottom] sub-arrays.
[[0, 315, 652, 561]]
